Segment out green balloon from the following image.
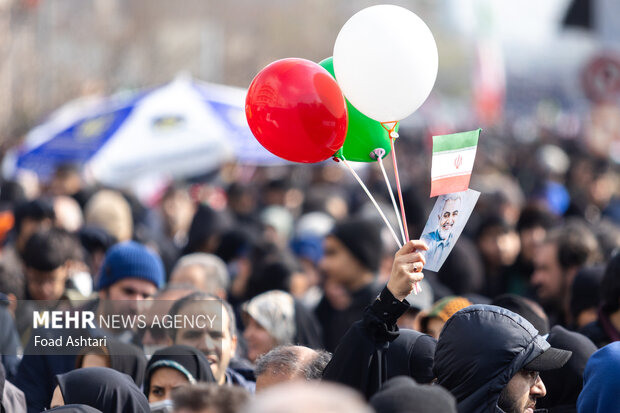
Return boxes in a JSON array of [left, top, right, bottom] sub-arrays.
[[319, 57, 397, 162]]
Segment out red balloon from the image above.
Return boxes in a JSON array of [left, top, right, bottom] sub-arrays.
[[245, 58, 348, 163]]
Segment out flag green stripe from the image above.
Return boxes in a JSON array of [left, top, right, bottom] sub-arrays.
[[432, 128, 481, 153]]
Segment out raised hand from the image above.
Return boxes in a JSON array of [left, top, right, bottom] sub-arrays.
[[387, 240, 429, 301]]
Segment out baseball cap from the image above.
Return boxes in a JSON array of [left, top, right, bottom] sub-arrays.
[[524, 346, 572, 371]]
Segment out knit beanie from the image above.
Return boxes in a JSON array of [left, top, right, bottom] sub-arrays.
[[97, 241, 165, 290], [329, 218, 383, 272]]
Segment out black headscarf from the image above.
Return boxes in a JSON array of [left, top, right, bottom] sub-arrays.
[[43, 405, 103, 413], [538, 326, 597, 412], [183, 204, 232, 255], [143, 345, 216, 398], [106, 339, 147, 386], [55, 367, 149, 413], [386, 329, 437, 384], [76, 339, 147, 386]]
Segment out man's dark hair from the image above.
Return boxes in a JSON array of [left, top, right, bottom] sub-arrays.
[[475, 214, 512, 240], [21, 228, 76, 271], [168, 291, 237, 340], [516, 204, 555, 232], [255, 346, 331, 380], [172, 383, 249, 413], [601, 252, 620, 314], [12, 199, 55, 234], [545, 220, 600, 270]]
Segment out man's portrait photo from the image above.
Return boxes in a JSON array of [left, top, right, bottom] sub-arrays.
[[420, 189, 480, 271]]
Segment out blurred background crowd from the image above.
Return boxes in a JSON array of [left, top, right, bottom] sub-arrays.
[[0, 0, 619, 412]]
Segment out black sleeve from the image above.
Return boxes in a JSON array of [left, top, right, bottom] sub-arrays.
[[363, 286, 410, 343], [322, 286, 409, 399]]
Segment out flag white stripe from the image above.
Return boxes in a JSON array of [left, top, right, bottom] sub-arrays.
[[432, 145, 478, 155], [431, 147, 477, 180]]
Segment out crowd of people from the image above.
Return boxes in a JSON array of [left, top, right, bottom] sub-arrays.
[[0, 128, 619, 413]]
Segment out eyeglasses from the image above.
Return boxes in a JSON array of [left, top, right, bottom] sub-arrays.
[[521, 370, 541, 386]]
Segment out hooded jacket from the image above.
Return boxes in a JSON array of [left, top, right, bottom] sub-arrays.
[[577, 341, 620, 412], [434, 305, 555, 413]]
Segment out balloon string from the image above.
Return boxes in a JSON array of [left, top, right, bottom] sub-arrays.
[[341, 158, 402, 248], [377, 156, 406, 245], [389, 137, 410, 243], [381, 124, 421, 295], [388, 138, 421, 294]]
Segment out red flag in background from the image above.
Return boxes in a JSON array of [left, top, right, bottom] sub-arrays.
[[472, 38, 505, 126]]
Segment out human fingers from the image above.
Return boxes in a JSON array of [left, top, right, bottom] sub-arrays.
[[396, 251, 427, 267], [395, 240, 429, 257]]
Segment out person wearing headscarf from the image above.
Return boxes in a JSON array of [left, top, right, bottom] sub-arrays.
[[183, 204, 232, 256], [50, 367, 149, 413], [242, 291, 296, 363], [143, 345, 216, 403], [42, 406, 102, 413], [238, 243, 324, 351], [75, 339, 147, 386]]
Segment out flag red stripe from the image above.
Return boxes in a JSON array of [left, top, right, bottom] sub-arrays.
[[430, 175, 472, 198]]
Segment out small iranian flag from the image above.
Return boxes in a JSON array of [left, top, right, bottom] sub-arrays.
[[430, 129, 481, 197]]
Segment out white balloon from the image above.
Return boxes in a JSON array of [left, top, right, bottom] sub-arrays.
[[333, 5, 438, 122]]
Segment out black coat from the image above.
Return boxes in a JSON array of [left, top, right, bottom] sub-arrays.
[[315, 282, 382, 352], [322, 287, 436, 399]]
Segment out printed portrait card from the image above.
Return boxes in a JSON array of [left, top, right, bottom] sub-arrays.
[[420, 189, 480, 272]]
